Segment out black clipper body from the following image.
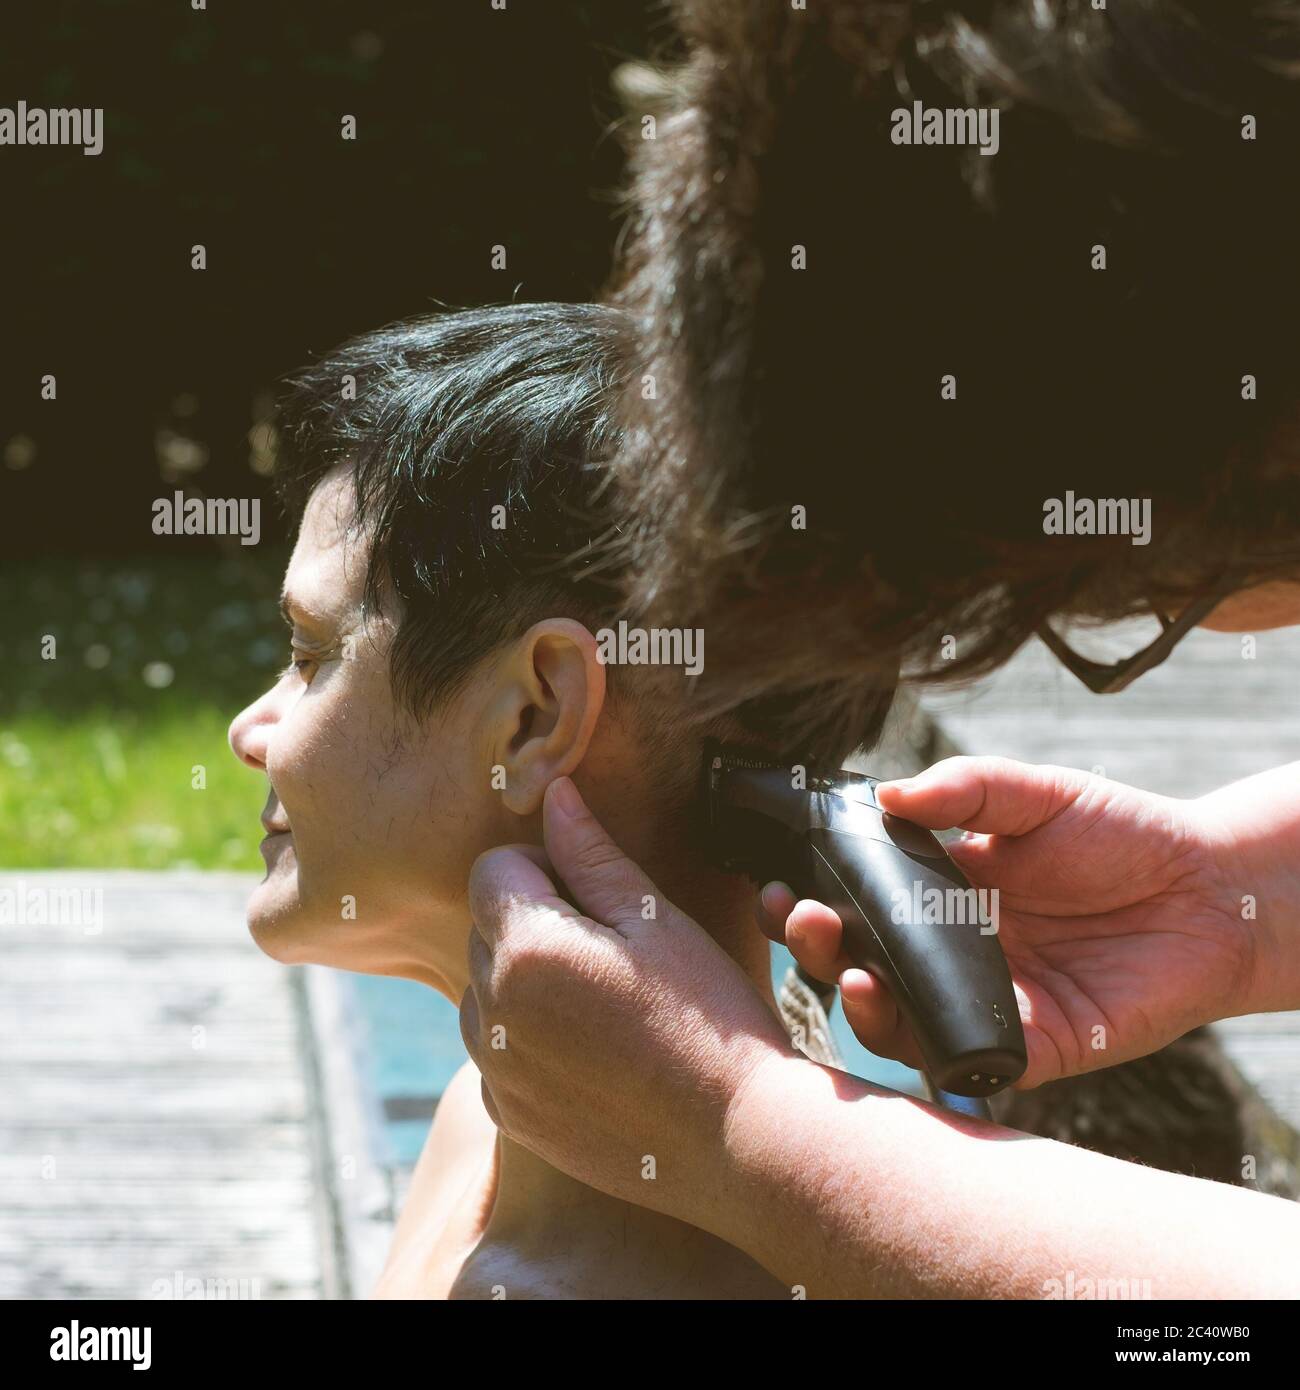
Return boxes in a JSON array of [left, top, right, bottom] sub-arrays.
[[705, 743, 1026, 1098]]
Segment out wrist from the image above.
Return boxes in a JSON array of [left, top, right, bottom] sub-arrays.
[[1190, 767, 1300, 1015]]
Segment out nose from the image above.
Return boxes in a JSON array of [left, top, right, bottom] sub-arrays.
[[229, 681, 283, 771]]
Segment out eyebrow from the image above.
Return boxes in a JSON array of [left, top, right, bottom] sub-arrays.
[[279, 589, 333, 630]]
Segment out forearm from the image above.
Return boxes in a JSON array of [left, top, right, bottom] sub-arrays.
[[1195, 760, 1300, 1013], [717, 1054, 1300, 1299]]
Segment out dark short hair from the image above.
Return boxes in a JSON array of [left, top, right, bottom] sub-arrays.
[[606, 0, 1300, 746], [273, 302, 633, 717], [271, 301, 883, 764]]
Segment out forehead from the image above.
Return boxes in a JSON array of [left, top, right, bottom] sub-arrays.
[[282, 465, 367, 622]]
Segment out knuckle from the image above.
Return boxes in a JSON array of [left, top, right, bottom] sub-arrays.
[[493, 913, 592, 990], [967, 754, 1019, 780], [927, 754, 973, 777], [569, 831, 632, 879], [466, 853, 511, 924], [468, 843, 526, 896], [469, 843, 515, 884]]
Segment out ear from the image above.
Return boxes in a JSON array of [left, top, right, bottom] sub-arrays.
[[488, 618, 607, 816]]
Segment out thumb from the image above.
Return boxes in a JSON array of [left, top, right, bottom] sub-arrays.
[[876, 756, 1087, 836], [542, 776, 670, 933]]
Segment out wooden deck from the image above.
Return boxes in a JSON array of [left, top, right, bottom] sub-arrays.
[[919, 622, 1300, 1128], [0, 871, 329, 1300]]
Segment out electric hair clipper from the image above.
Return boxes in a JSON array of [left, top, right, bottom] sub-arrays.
[[704, 742, 1026, 1099]]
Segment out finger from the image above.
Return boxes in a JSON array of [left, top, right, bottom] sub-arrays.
[[1009, 1025, 1059, 1092], [500, 842, 554, 877], [541, 776, 672, 934], [466, 924, 494, 1004], [755, 881, 796, 943], [467, 841, 582, 952], [458, 982, 482, 1061], [876, 756, 1087, 836], [942, 828, 1032, 894], [837, 968, 926, 1070], [478, 1075, 503, 1130], [784, 899, 852, 984]]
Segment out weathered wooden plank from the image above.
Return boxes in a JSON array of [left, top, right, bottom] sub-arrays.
[[0, 1038, 299, 1064], [0, 951, 283, 984], [0, 1179, 315, 1210], [0, 1124, 308, 1154], [0, 1077, 308, 1122], [0, 1270, 317, 1299], [0, 1153, 310, 1182], [299, 963, 396, 1300], [1, 1213, 318, 1242], [0, 871, 326, 1300]]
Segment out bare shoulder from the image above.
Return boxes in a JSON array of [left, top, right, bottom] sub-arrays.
[[448, 1234, 791, 1301], [371, 1061, 499, 1298], [446, 1248, 526, 1301], [447, 1244, 573, 1301], [402, 1060, 497, 1223], [422, 1061, 498, 1168]]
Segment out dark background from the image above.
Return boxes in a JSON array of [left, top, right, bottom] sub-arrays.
[[0, 0, 666, 560]]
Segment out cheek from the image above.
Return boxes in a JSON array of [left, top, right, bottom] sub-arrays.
[[400, 736, 504, 898], [265, 695, 362, 848], [262, 663, 506, 913], [270, 690, 433, 877]]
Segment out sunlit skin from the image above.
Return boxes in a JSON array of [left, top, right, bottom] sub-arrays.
[[1194, 578, 1300, 632], [228, 464, 782, 1298]]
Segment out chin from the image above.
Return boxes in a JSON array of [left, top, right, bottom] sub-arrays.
[[246, 849, 318, 964], [247, 893, 314, 964]]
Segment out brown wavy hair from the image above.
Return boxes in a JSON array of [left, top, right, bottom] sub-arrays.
[[602, 0, 1300, 759]]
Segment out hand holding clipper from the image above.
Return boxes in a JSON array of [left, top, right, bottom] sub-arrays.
[[705, 743, 1026, 1098]]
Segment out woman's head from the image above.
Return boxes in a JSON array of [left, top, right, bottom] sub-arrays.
[[227, 303, 813, 988]]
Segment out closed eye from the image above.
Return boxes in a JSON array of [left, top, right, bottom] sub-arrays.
[[281, 647, 329, 683]]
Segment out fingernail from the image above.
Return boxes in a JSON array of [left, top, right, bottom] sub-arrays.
[[787, 919, 805, 943], [549, 776, 583, 820], [760, 881, 790, 913]]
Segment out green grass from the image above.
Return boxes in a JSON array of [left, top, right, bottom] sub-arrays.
[[0, 553, 290, 869], [0, 707, 268, 869]]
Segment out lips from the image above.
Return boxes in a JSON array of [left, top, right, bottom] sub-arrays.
[[260, 799, 292, 837]]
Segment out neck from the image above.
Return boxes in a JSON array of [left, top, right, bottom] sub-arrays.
[[472, 801, 781, 1267], [415, 738, 787, 1283]]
